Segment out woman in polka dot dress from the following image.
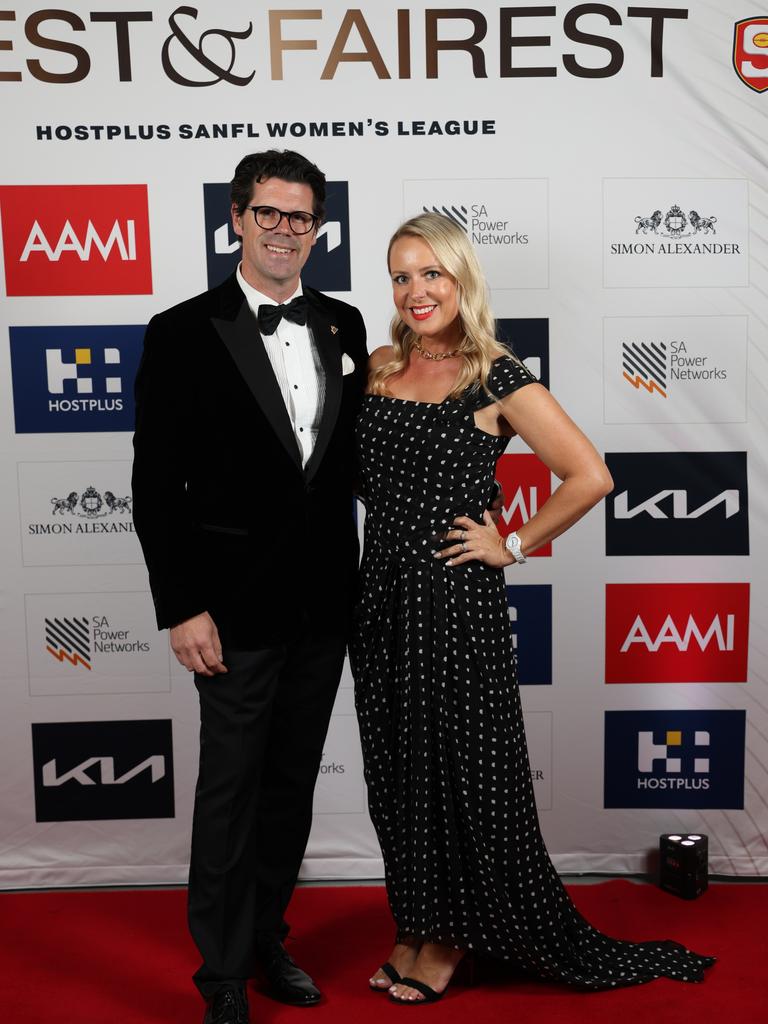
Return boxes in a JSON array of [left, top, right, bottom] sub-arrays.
[[349, 213, 715, 1004]]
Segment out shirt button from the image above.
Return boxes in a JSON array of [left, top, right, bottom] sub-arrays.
[[299, 427, 304, 432], [293, 385, 299, 390]]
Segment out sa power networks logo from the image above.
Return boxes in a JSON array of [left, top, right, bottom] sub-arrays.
[[604, 710, 746, 809], [733, 18, 768, 92], [496, 319, 549, 390], [605, 583, 749, 684], [203, 181, 351, 291], [25, 593, 171, 697], [495, 454, 552, 557], [0, 185, 152, 296], [9, 325, 144, 433], [506, 585, 552, 685], [403, 179, 548, 289], [32, 720, 174, 822], [603, 179, 748, 288], [605, 452, 749, 556], [603, 316, 747, 425]]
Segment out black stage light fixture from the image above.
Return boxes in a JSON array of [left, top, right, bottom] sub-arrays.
[[659, 833, 709, 899]]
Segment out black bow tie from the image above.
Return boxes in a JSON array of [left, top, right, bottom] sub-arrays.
[[257, 296, 309, 336]]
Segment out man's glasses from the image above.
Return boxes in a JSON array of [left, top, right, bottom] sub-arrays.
[[247, 205, 318, 235]]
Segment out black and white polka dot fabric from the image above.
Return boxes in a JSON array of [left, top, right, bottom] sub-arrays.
[[350, 355, 715, 989]]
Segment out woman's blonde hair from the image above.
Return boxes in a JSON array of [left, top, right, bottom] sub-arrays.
[[369, 212, 510, 399]]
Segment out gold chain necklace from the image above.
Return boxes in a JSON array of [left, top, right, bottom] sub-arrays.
[[413, 338, 461, 361]]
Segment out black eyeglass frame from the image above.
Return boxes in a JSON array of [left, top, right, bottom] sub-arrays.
[[246, 205, 319, 235]]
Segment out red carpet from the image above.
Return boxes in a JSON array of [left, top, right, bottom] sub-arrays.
[[1, 881, 764, 1023]]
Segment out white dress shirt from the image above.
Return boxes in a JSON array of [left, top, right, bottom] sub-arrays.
[[236, 264, 325, 466]]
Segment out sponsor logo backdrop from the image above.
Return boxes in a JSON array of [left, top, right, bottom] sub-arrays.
[[0, 1, 764, 886]]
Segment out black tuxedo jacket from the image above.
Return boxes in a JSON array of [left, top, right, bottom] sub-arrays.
[[131, 273, 368, 648]]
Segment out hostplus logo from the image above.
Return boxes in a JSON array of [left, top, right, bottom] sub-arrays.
[[9, 326, 144, 433], [636, 728, 711, 781], [604, 710, 746, 809], [203, 181, 351, 291], [0, 185, 152, 295], [506, 585, 552, 685]]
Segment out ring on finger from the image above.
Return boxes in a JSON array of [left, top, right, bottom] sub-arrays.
[[461, 541, 467, 553]]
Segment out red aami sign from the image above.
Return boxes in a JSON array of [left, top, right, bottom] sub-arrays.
[[733, 18, 768, 93], [606, 583, 750, 684], [495, 453, 552, 557], [0, 185, 152, 296]]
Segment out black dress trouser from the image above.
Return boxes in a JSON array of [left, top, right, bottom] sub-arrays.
[[188, 628, 347, 998]]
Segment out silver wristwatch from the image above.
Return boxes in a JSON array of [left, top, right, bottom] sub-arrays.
[[505, 531, 527, 564]]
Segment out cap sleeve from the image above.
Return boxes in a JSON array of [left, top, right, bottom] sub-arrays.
[[473, 354, 538, 408]]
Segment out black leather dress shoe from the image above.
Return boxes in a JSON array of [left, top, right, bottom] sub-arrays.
[[259, 941, 321, 1006], [202, 984, 249, 1024]]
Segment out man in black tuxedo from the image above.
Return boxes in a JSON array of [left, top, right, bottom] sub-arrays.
[[132, 150, 367, 1024]]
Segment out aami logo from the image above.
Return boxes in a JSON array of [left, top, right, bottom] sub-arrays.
[[604, 709, 746, 809], [506, 585, 552, 685], [495, 454, 552, 556], [9, 325, 144, 433], [605, 583, 749, 684], [733, 17, 768, 93], [31, 720, 174, 822], [0, 185, 152, 296], [496, 318, 550, 390], [46, 616, 91, 670], [203, 181, 351, 291], [605, 452, 749, 555]]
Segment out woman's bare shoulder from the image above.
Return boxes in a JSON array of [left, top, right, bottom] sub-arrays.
[[368, 345, 395, 368]]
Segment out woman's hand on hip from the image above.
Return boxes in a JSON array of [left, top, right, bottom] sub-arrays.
[[434, 512, 509, 569]]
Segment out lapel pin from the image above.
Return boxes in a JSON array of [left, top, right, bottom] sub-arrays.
[[330, 325, 338, 335]]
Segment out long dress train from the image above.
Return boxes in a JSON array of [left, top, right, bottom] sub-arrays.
[[350, 356, 715, 990]]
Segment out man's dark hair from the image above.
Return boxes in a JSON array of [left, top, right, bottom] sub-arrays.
[[230, 150, 326, 223]]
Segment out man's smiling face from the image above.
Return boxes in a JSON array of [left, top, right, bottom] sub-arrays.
[[232, 176, 318, 302]]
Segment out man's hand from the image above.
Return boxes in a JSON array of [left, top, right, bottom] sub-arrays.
[[488, 481, 506, 526], [170, 612, 227, 677]]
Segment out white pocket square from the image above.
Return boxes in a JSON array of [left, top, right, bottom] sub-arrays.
[[341, 352, 355, 376]]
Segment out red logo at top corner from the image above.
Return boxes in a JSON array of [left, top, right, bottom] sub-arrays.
[[733, 18, 768, 93], [0, 185, 152, 296]]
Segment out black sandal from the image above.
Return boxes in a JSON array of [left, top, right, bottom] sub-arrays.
[[389, 977, 444, 1004], [369, 961, 401, 991]]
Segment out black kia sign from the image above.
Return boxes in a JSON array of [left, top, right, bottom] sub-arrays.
[[605, 452, 749, 556], [31, 720, 175, 822]]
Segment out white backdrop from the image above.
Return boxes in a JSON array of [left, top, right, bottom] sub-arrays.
[[1, 2, 767, 888]]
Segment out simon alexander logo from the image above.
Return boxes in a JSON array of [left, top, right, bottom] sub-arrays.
[[0, 185, 152, 295], [495, 454, 552, 557], [203, 180, 351, 291], [733, 18, 768, 93], [606, 583, 749, 684], [31, 719, 174, 822], [604, 710, 746, 809], [9, 325, 144, 433], [605, 452, 749, 556]]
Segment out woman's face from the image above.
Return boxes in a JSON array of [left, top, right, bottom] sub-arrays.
[[389, 235, 461, 342]]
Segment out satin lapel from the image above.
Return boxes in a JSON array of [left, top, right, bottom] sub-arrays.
[[304, 298, 342, 483], [211, 300, 302, 470]]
